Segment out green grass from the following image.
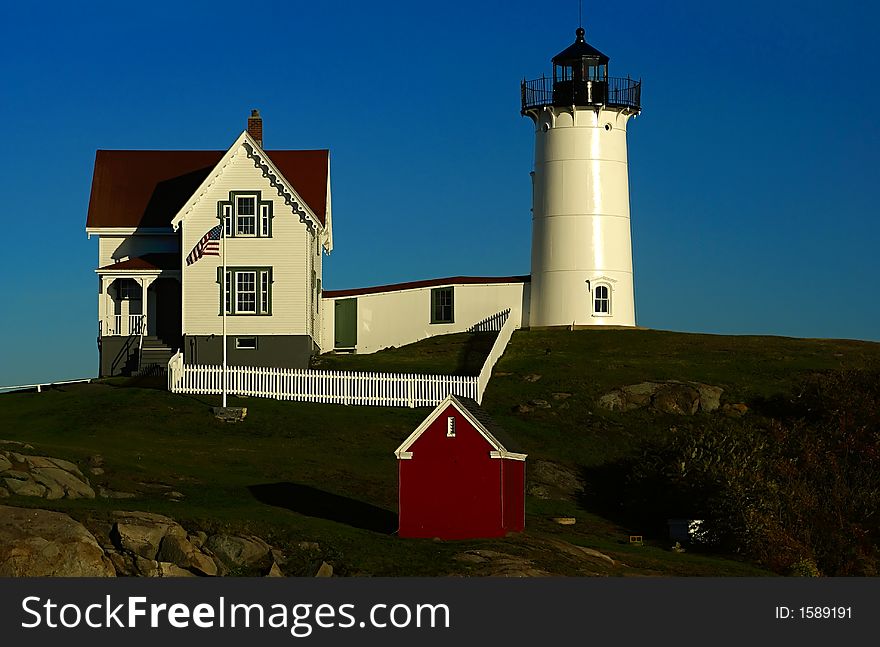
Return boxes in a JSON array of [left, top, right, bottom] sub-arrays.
[[3, 328, 876, 576]]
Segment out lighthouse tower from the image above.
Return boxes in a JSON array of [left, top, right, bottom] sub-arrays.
[[522, 26, 641, 327]]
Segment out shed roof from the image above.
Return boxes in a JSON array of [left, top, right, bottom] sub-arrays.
[[86, 148, 329, 229]]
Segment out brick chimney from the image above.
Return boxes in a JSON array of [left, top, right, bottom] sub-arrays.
[[247, 109, 263, 146]]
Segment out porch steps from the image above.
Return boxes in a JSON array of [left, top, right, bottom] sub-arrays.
[[137, 337, 176, 376]]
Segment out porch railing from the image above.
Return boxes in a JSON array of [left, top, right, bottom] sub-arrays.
[[100, 314, 147, 337]]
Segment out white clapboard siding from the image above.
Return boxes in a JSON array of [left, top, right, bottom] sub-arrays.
[[98, 234, 179, 268], [181, 145, 312, 337]]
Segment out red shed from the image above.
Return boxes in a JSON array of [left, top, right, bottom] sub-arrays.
[[395, 395, 527, 539]]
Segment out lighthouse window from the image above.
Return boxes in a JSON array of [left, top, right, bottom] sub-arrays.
[[430, 287, 454, 324], [594, 285, 610, 315]]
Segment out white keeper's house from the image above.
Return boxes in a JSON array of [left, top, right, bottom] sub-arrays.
[[87, 25, 641, 377]]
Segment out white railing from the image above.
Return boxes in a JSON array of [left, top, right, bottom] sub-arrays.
[[0, 378, 92, 394], [102, 314, 146, 337], [468, 309, 510, 332], [167, 309, 517, 408], [476, 309, 515, 403], [167, 354, 478, 407]]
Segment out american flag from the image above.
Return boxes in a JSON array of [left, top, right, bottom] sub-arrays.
[[186, 224, 222, 265]]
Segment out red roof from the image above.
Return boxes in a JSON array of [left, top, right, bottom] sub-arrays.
[[322, 275, 530, 299], [98, 253, 180, 271], [86, 149, 329, 229]]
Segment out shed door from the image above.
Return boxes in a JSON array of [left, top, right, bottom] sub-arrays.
[[334, 298, 357, 348]]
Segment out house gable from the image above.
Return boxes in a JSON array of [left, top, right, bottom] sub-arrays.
[[395, 395, 527, 461], [170, 131, 332, 251]]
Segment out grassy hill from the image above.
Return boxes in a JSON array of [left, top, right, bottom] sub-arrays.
[[1, 328, 877, 576]]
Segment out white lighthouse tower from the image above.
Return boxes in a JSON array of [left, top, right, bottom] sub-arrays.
[[522, 26, 641, 327]]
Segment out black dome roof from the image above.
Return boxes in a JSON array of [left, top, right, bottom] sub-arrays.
[[552, 27, 609, 65]]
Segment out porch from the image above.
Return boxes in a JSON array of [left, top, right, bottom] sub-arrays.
[[95, 254, 181, 376]]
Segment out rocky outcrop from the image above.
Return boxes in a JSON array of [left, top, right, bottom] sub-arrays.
[[0, 506, 115, 576], [0, 504, 292, 578], [527, 460, 584, 501], [1, 451, 95, 499], [598, 381, 724, 415]]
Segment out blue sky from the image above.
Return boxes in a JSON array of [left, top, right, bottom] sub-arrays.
[[0, 0, 877, 385]]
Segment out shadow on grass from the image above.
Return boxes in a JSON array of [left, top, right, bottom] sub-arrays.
[[455, 331, 497, 376], [249, 482, 398, 534]]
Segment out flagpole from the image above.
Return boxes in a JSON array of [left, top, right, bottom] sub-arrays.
[[222, 215, 227, 408]]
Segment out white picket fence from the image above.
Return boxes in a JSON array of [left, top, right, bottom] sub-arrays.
[[167, 309, 515, 407]]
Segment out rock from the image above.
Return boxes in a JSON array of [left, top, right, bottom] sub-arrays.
[[598, 391, 627, 411], [106, 550, 137, 576], [158, 534, 217, 576], [314, 561, 333, 577], [0, 487, 8, 498], [553, 517, 576, 525], [528, 460, 584, 500], [529, 399, 551, 409], [651, 384, 700, 415], [0, 505, 115, 577], [45, 457, 86, 479], [31, 471, 64, 499], [88, 454, 105, 468], [134, 556, 161, 577], [166, 491, 185, 500], [454, 553, 490, 564], [721, 403, 749, 418], [188, 531, 208, 549], [523, 374, 542, 383], [90, 467, 105, 476], [0, 454, 12, 472], [31, 467, 95, 499], [99, 486, 137, 499], [266, 562, 284, 577], [691, 383, 723, 412], [212, 406, 247, 422], [110, 511, 186, 560], [552, 392, 572, 401], [205, 534, 272, 571], [513, 403, 533, 414], [4, 477, 46, 497], [157, 562, 197, 577], [297, 541, 320, 552]]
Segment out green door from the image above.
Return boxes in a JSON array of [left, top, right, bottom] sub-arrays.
[[334, 298, 357, 348]]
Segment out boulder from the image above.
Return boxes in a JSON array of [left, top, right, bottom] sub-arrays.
[[651, 383, 701, 415], [205, 534, 272, 571], [528, 399, 551, 409], [31, 467, 95, 499], [692, 383, 724, 412], [0, 505, 115, 577], [721, 403, 749, 418], [523, 374, 542, 383], [157, 562, 198, 578], [266, 562, 284, 577], [157, 534, 217, 576], [527, 460, 584, 501], [4, 477, 46, 497], [110, 511, 186, 560], [0, 454, 12, 472], [314, 561, 334, 577]]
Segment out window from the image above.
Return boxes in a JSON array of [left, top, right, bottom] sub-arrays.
[[218, 192, 272, 237], [594, 284, 610, 315], [446, 416, 456, 437], [116, 279, 141, 300], [431, 287, 454, 324], [236, 196, 256, 236], [236, 271, 257, 313], [219, 267, 272, 315], [235, 337, 257, 350]]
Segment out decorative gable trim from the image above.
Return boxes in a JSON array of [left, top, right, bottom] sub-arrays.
[[170, 131, 324, 235], [241, 139, 322, 235], [394, 395, 525, 461]]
